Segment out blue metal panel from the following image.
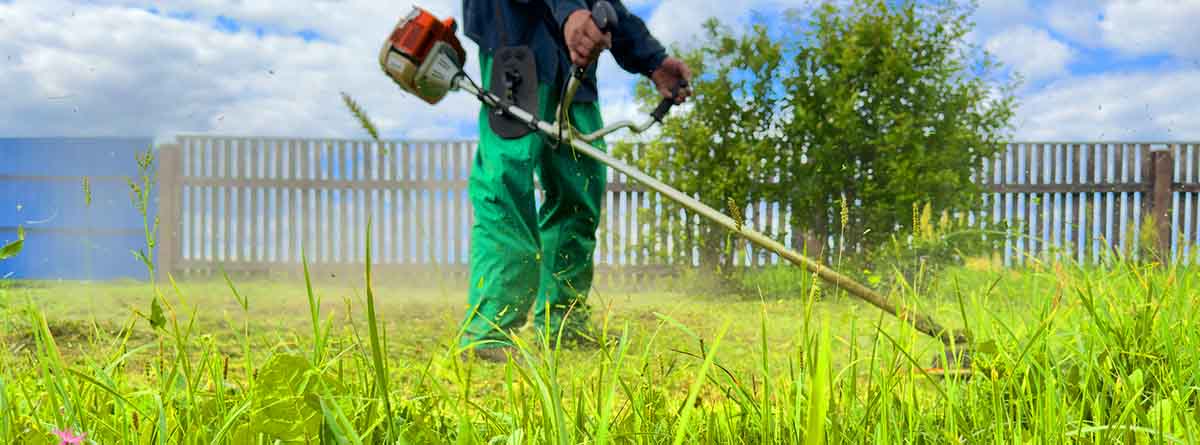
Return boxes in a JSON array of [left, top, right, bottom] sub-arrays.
[[0, 138, 156, 280]]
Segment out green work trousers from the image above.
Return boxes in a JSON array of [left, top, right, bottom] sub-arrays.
[[460, 54, 607, 349]]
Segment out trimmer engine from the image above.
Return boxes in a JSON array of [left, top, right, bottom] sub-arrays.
[[379, 7, 466, 104]]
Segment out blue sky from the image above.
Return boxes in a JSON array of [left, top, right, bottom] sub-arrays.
[[1, 0, 1198, 141]]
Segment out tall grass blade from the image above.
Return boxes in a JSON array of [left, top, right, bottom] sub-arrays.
[[301, 252, 324, 364], [207, 400, 252, 445], [1064, 425, 1186, 444], [362, 219, 394, 433], [804, 318, 831, 445], [66, 368, 153, 419], [672, 320, 730, 445], [596, 323, 631, 445]]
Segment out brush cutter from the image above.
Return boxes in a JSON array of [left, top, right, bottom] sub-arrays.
[[379, 3, 974, 373]]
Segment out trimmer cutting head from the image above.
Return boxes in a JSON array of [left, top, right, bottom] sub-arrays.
[[924, 331, 974, 379], [927, 350, 972, 378]]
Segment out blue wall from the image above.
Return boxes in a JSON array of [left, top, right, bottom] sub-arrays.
[[0, 138, 157, 280]]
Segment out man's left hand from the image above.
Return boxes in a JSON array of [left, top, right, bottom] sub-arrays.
[[651, 58, 693, 104]]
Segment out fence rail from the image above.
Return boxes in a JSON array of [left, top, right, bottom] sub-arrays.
[[980, 143, 1200, 266], [155, 137, 1200, 282]]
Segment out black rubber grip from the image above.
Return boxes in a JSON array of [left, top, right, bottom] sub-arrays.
[[652, 98, 675, 122], [591, 1, 618, 33], [651, 80, 689, 122]]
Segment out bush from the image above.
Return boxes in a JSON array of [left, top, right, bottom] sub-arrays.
[[854, 202, 1003, 295], [616, 0, 1016, 275], [735, 264, 818, 300]]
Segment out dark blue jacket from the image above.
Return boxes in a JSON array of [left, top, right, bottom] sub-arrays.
[[463, 0, 667, 103]]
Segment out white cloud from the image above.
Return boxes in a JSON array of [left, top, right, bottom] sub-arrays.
[[644, 0, 797, 49], [0, 0, 697, 140], [598, 85, 647, 138], [1098, 1, 1200, 59], [973, 0, 1035, 35], [985, 25, 1074, 83], [4, 0, 1197, 145], [1045, 0, 1106, 47], [0, 0, 479, 139], [621, 0, 660, 10], [1014, 69, 1200, 140], [0, 0, 753, 141], [1046, 0, 1200, 59]]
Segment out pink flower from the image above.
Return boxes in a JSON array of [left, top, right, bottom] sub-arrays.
[[53, 428, 85, 445]]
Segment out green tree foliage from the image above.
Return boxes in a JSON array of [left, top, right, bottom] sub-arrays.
[[616, 21, 785, 273], [616, 0, 1016, 270]]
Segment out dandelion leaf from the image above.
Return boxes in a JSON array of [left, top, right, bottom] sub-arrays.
[[232, 353, 351, 444]]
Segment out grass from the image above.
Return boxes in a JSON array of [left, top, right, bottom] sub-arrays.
[[2, 255, 1199, 444]]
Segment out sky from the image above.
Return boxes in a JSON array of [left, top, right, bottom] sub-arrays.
[[1, 0, 1199, 142]]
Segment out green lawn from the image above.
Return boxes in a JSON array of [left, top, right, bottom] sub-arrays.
[[2, 275, 953, 394], [2, 260, 1198, 443]]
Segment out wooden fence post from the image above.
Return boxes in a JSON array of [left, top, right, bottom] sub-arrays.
[[156, 142, 183, 281], [1149, 145, 1173, 259]]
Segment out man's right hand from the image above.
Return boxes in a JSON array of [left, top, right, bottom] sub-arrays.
[[564, 9, 612, 66]]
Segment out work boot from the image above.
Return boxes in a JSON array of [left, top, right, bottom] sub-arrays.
[[461, 346, 521, 364]]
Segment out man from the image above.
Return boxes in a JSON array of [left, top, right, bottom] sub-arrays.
[[459, 0, 691, 362]]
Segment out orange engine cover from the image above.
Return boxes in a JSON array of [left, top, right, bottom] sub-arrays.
[[389, 8, 465, 72], [381, 7, 467, 104]]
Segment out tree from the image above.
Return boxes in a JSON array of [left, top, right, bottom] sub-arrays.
[[615, 0, 1015, 271], [615, 21, 785, 274]]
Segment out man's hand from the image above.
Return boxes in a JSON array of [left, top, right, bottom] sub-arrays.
[[564, 9, 612, 66], [651, 57, 693, 104]]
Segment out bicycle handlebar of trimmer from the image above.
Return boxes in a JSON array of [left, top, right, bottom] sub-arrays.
[[555, 1, 690, 142]]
